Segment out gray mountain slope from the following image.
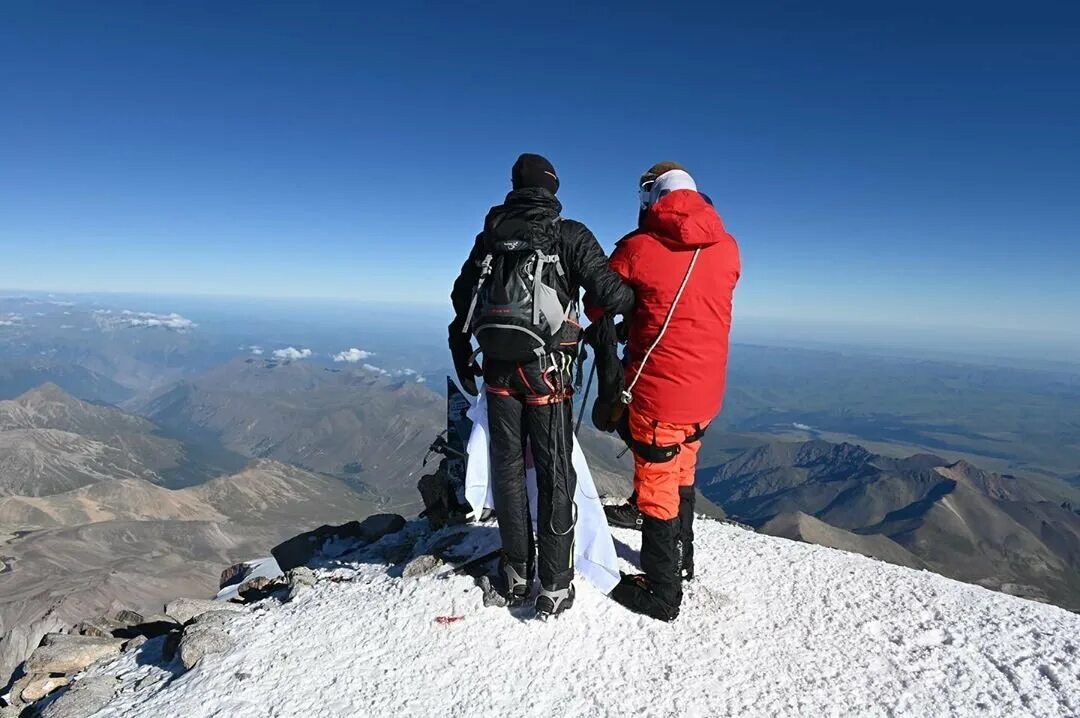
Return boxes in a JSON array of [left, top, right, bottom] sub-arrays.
[[0, 460, 375, 687], [143, 360, 442, 508], [760, 512, 926, 569], [0, 385, 183, 496], [702, 439, 1080, 610]]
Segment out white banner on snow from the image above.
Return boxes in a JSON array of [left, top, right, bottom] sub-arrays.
[[464, 392, 621, 595]]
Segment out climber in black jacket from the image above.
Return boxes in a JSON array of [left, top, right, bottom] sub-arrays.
[[449, 153, 634, 616]]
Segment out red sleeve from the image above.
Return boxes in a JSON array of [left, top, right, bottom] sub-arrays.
[[585, 240, 635, 322]]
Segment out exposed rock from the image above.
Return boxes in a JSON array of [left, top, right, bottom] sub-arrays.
[[219, 561, 253, 589], [189, 610, 241, 631], [0, 706, 21, 718], [123, 635, 148, 653], [287, 566, 316, 588], [403, 554, 443, 578], [286, 567, 316, 600], [40, 633, 77, 647], [115, 614, 181, 640], [178, 611, 239, 670], [0, 612, 67, 691], [113, 609, 146, 626], [358, 513, 406, 543], [39, 676, 119, 718], [25, 634, 124, 675], [16, 673, 70, 703], [270, 522, 367, 572], [165, 598, 244, 625], [77, 616, 126, 639], [237, 576, 285, 603], [270, 515, 406, 572]]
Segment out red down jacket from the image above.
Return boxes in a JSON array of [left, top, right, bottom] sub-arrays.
[[593, 190, 740, 425]]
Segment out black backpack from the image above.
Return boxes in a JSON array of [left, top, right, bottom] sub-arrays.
[[462, 216, 572, 362]]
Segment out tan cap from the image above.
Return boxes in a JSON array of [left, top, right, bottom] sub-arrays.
[[640, 161, 688, 186]]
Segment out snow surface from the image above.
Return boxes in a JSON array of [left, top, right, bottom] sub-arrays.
[[85, 519, 1079, 718]]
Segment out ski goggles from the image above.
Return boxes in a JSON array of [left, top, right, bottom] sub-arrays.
[[638, 179, 656, 210]]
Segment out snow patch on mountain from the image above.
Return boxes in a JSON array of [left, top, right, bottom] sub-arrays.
[[74, 519, 1079, 717]]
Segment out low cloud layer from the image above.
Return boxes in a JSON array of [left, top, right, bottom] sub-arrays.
[[94, 309, 196, 331], [333, 348, 374, 363], [0, 313, 22, 326], [273, 346, 312, 360]]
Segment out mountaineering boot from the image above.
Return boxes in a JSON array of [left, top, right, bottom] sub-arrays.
[[610, 515, 682, 621], [678, 485, 696, 581], [496, 557, 533, 606], [604, 492, 644, 530], [535, 582, 575, 618]]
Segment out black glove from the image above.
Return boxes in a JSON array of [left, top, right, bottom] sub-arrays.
[[583, 316, 617, 349], [592, 395, 626, 434], [449, 335, 481, 396]]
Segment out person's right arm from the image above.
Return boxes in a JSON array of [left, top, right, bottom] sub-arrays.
[[447, 235, 485, 395], [564, 222, 635, 318], [584, 236, 636, 322], [448, 235, 484, 338]]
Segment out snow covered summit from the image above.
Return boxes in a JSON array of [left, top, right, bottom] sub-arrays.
[[79, 518, 1080, 717]]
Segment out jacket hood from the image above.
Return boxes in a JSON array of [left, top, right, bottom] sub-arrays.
[[642, 190, 729, 250], [482, 188, 563, 249], [487, 188, 562, 223]]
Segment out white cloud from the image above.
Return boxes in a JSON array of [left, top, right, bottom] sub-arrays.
[[0, 313, 23, 326], [793, 423, 813, 431], [126, 312, 195, 330], [249, 346, 264, 356], [273, 347, 312, 361], [362, 363, 389, 375], [333, 348, 374, 363], [92, 309, 196, 331]]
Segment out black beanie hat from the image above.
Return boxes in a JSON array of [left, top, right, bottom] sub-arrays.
[[511, 153, 560, 194]]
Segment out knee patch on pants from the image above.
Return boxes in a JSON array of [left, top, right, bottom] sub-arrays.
[[629, 410, 706, 521]]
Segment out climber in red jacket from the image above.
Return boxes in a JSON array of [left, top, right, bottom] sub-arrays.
[[587, 161, 741, 621]]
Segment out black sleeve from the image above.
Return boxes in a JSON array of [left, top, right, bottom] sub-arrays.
[[562, 221, 635, 315], [448, 235, 485, 341]]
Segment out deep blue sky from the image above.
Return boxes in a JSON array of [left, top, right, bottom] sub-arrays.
[[2, 2, 1077, 342]]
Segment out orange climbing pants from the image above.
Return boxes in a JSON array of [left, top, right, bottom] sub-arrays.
[[629, 407, 706, 521]]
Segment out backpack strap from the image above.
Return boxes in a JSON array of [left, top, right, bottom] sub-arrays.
[[532, 251, 564, 327], [461, 254, 494, 334]]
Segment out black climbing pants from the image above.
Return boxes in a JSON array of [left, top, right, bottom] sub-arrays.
[[485, 358, 577, 590]]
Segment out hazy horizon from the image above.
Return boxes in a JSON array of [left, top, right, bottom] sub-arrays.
[[4, 286, 1078, 369]]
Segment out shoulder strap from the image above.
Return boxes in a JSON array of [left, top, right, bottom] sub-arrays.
[[460, 254, 493, 334], [620, 248, 701, 405]]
